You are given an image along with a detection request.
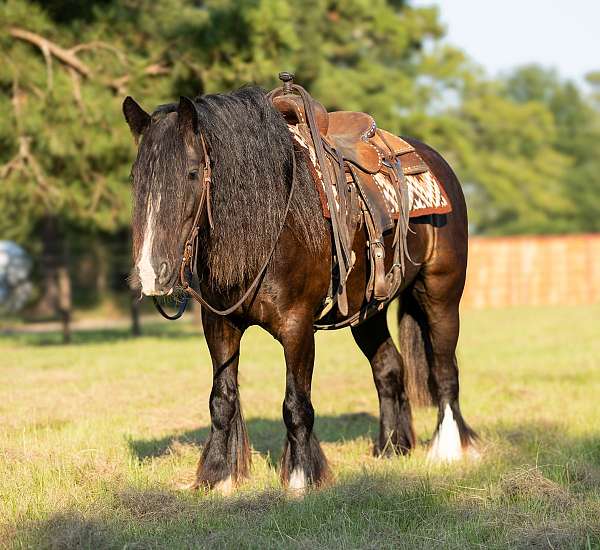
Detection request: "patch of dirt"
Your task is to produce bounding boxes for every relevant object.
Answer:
[116,488,196,522]
[510,522,599,549]
[500,466,573,508]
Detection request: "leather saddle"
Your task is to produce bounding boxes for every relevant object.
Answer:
[269,72,426,327]
[272,95,427,176]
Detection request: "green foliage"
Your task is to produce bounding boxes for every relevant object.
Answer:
[452,79,574,234]
[1,4,126,240]
[502,66,600,233]
[425,65,600,234]
[0,0,598,243]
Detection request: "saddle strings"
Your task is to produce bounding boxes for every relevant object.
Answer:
[378,130,414,280]
[290,84,353,315]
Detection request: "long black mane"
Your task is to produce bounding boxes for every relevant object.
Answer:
[194,87,326,289]
[143,87,326,291]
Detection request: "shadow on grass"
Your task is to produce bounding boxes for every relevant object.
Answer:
[14,461,600,549]
[5,477,449,548]
[129,410,600,466]
[0,321,203,347]
[129,412,379,461]
[9,420,600,548]
[5,475,477,549]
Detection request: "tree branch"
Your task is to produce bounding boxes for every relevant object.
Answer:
[0,66,55,205]
[68,67,86,117]
[70,41,126,65]
[109,64,170,94]
[9,27,91,77]
[10,28,170,96]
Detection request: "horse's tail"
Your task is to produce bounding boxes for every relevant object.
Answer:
[399,298,437,407]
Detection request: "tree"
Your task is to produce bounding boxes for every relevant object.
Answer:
[505,65,600,232]
[0,0,174,338]
[1,0,462,238]
[446,77,574,234]
[3,0,597,338]
[1,0,467,333]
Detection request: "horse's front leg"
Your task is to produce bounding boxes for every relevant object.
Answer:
[278,310,331,493]
[194,311,250,494]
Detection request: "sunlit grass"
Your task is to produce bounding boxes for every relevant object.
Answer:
[1,305,599,548]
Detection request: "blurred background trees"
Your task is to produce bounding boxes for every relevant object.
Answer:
[1,0,599,330]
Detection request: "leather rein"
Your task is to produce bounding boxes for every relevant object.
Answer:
[153,131,296,321]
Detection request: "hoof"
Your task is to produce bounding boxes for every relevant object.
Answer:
[427,404,479,463]
[176,475,236,495]
[286,468,307,496]
[175,480,199,491]
[213,475,234,496]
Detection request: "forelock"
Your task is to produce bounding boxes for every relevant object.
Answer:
[133,113,188,193]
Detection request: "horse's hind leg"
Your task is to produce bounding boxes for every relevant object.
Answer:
[409,276,478,462]
[352,308,415,456]
[279,309,331,493]
[194,311,251,494]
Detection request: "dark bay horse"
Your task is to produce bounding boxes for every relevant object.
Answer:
[123,87,477,494]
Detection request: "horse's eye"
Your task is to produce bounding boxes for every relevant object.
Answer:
[189,169,199,180]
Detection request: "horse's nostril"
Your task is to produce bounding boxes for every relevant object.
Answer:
[157,262,169,285]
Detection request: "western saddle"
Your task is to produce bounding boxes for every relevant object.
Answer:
[269,72,426,328]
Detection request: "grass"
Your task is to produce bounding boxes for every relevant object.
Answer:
[1,304,600,549]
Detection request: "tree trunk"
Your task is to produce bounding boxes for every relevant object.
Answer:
[34,216,72,343]
[34,217,60,318]
[93,239,109,297]
[57,263,72,344]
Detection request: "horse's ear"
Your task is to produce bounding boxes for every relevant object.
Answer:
[177,96,199,136]
[122,96,150,140]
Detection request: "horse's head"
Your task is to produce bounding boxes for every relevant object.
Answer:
[123,95,204,296]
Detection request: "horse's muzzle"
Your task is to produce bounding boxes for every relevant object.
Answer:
[138,260,177,296]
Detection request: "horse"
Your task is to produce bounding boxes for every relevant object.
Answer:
[123,86,477,494]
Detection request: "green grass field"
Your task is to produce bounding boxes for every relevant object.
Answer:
[2,305,600,549]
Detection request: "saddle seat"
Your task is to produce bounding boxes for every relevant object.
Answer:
[272,93,425,175]
[326,114,427,174]
[324,111,379,173]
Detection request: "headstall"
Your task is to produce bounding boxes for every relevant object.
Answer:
[153,130,296,320]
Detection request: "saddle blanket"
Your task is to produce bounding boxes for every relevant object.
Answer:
[289,125,452,220]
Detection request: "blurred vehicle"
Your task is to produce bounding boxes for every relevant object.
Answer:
[0,241,33,313]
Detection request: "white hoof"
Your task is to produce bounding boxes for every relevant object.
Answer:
[427,404,464,463]
[287,468,307,496]
[175,480,198,491]
[214,475,234,496]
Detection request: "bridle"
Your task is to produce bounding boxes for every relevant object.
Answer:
[152,130,297,320]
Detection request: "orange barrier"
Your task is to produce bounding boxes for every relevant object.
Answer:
[462,234,600,308]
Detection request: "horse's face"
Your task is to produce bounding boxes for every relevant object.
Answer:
[123,96,202,296]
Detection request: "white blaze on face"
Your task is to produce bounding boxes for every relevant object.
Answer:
[427,404,462,463]
[137,194,161,295]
